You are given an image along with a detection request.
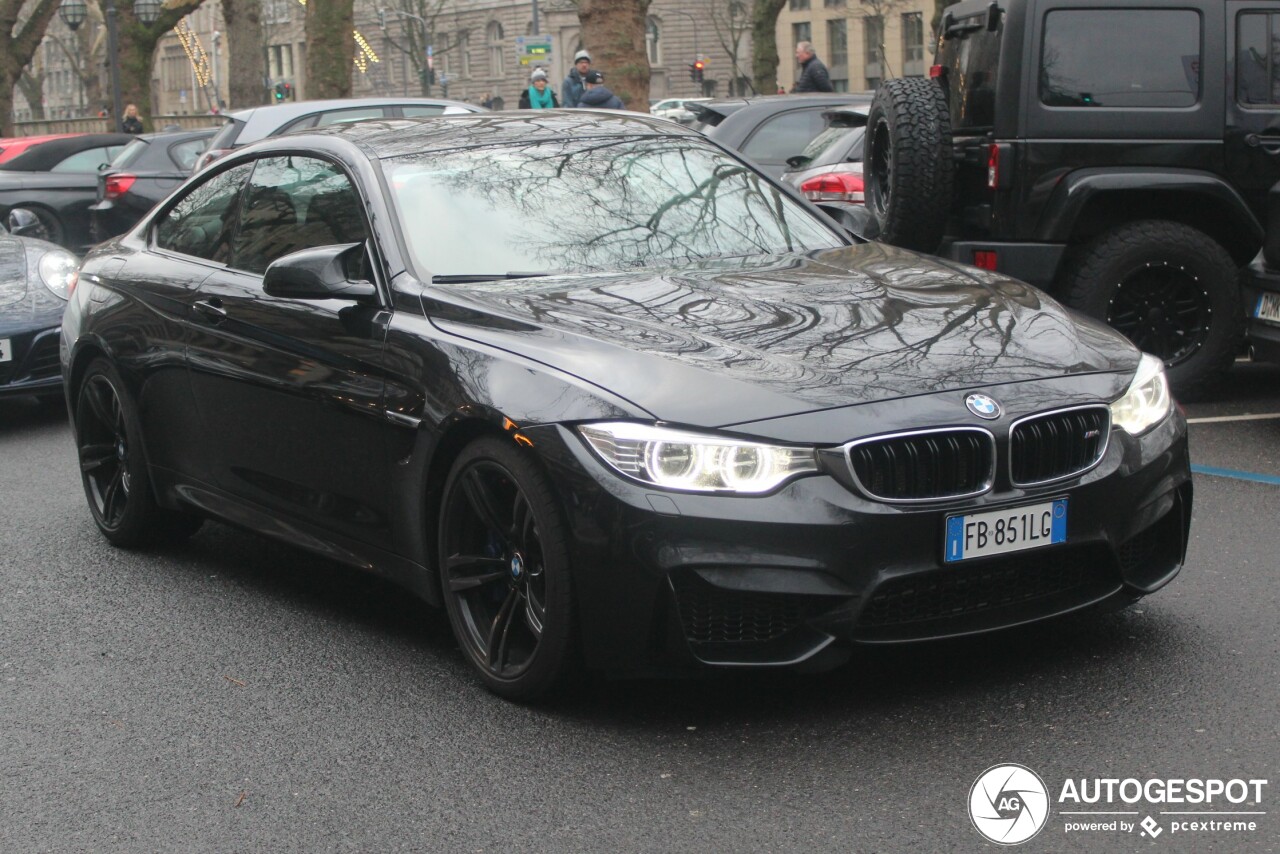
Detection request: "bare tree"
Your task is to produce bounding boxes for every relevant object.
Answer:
[17,64,45,120]
[115,0,210,127]
[223,0,265,108]
[0,0,63,135]
[708,0,753,95]
[376,0,465,97]
[860,0,912,81]
[306,0,354,98]
[749,0,785,96]
[576,0,650,109]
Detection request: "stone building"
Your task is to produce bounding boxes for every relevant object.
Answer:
[775,0,934,93]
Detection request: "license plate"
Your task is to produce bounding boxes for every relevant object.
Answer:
[0,338,10,362]
[1255,292,1280,325]
[944,499,1067,563]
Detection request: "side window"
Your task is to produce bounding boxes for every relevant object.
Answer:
[400,105,446,118]
[169,138,209,172]
[313,107,386,127]
[230,155,369,276]
[741,110,828,161]
[1040,9,1201,108]
[1238,12,1280,106]
[154,163,253,262]
[51,146,122,172]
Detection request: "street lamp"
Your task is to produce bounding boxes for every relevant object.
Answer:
[57,0,86,29]
[60,0,162,130]
[133,0,160,25]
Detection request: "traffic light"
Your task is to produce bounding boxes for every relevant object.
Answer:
[274,82,285,101]
[691,59,706,83]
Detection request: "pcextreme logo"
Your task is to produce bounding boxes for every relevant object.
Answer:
[967,765,1269,845]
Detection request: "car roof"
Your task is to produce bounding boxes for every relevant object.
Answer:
[275,110,704,158]
[694,93,873,123]
[0,133,133,171]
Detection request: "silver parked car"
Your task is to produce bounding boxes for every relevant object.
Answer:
[192,97,484,172]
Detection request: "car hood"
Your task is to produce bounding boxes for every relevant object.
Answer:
[423,243,1138,427]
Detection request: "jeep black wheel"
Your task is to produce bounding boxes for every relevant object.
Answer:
[864,77,953,252]
[438,436,577,700]
[1061,221,1243,401]
[75,358,203,546]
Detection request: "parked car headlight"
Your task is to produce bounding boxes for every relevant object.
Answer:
[578,422,818,494]
[37,250,78,301]
[1110,353,1172,436]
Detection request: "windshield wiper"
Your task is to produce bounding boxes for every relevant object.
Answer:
[432,272,550,283]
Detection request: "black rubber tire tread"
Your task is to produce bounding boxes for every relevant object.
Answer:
[864,76,954,252]
[438,436,578,701]
[29,206,64,247]
[75,359,203,547]
[1059,220,1243,402]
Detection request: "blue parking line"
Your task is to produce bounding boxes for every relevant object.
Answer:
[1191,464,1280,486]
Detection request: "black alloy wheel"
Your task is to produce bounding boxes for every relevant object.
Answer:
[438,437,576,699]
[1105,263,1211,367]
[1061,220,1243,401]
[75,359,202,546]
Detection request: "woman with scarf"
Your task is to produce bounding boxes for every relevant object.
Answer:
[518,68,559,109]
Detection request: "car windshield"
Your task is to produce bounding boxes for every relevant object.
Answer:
[383,135,841,277]
[790,124,865,171]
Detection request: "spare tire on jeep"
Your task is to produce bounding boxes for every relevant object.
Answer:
[864,77,954,253]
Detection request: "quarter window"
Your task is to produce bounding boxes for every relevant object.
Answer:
[1238,12,1280,105]
[230,156,369,276]
[1040,9,1201,108]
[154,163,253,262]
[741,109,827,161]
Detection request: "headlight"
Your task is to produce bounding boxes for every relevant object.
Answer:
[1110,353,1173,435]
[37,250,78,301]
[578,422,818,494]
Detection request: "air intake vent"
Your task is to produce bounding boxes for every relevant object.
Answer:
[848,428,995,501]
[1010,406,1110,486]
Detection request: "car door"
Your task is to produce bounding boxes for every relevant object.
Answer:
[1226,2,1280,264]
[184,154,395,546]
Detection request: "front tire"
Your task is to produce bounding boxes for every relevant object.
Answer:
[437,437,577,700]
[1060,221,1243,401]
[74,358,202,546]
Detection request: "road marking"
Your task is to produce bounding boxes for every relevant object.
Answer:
[1187,412,1280,424]
[1191,464,1280,486]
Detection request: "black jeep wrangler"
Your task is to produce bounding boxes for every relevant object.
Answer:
[864,0,1280,397]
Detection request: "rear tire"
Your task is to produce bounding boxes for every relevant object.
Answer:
[864,77,953,252]
[28,206,65,247]
[74,358,203,547]
[1059,221,1243,401]
[437,436,577,700]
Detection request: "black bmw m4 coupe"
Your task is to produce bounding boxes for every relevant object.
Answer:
[61,113,1191,698]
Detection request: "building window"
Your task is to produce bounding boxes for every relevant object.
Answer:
[647,16,661,66]
[793,21,811,53]
[487,21,505,77]
[460,30,471,78]
[263,0,290,25]
[824,0,846,7]
[789,0,810,10]
[902,12,924,76]
[864,14,883,86]
[828,18,848,69]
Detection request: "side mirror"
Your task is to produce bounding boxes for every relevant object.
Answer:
[262,242,378,301]
[7,208,42,238]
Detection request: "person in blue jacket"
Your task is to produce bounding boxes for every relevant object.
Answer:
[578,70,623,110]
[562,50,591,108]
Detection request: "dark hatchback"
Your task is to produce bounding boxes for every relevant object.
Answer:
[62,113,1191,699]
[90,128,214,243]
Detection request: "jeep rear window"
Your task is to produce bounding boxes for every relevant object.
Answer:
[1040,9,1201,108]
[937,20,1001,130]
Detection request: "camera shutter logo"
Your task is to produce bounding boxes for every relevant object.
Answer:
[969,764,1051,845]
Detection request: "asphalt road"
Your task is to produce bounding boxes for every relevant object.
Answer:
[3,364,1278,853]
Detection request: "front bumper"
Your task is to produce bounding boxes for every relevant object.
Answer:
[1241,261,1280,362]
[0,324,63,398]
[523,410,1191,676]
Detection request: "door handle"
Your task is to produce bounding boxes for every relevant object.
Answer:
[1246,133,1280,153]
[192,298,227,324]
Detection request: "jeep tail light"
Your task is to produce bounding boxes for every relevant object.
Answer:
[800,172,865,203]
[930,64,946,79]
[973,250,998,270]
[104,173,136,200]
[987,144,1000,189]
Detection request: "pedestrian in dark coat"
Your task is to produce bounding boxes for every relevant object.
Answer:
[518,68,560,109]
[562,50,592,108]
[121,103,144,134]
[577,70,623,110]
[793,41,834,93]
